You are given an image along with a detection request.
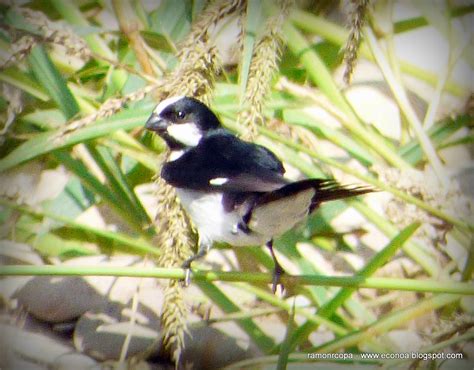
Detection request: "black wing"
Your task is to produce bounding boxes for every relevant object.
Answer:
[161,129,287,192]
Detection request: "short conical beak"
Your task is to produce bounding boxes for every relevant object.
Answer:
[145,113,167,132]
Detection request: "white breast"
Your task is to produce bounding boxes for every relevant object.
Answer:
[176,189,268,247]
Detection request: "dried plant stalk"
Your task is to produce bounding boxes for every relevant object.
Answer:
[238,0,291,140]
[181,0,245,48]
[1,7,91,69]
[343,0,370,84]
[154,176,194,363]
[154,0,234,365]
[56,85,160,139]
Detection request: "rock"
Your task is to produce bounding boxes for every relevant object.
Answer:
[0,323,73,369]
[53,352,97,369]
[180,325,261,369]
[74,301,160,361]
[14,276,106,323]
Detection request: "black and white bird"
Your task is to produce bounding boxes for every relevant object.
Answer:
[146,96,372,292]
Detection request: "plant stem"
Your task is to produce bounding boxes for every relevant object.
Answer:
[364,27,448,186]
[1,265,473,295]
[241,284,348,335]
[282,22,410,170]
[112,0,154,75]
[313,294,460,353]
[289,9,469,96]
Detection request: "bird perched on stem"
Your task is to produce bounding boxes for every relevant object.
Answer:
[146,96,373,292]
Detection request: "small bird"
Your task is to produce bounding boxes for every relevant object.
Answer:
[146,96,372,292]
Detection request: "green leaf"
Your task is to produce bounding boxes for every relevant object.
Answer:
[319,222,421,316]
[0,67,49,101]
[53,150,120,208]
[283,109,374,166]
[20,109,67,130]
[413,0,450,36]
[140,30,175,53]
[399,114,469,165]
[290,222,421,349]
[277,301,295,370]
[34,232,98,258]
[43,176,95,220]
[87,144,151,226]
[4,8,43,35]
[51,150,149,233]
[149,0,192,42]
[0,198,159,257]
[28,45,80,119]
[0,104,153,172]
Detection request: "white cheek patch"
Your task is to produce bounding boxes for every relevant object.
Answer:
[153,96,185,115]
[167,122,202,147]
[209,177,229,186]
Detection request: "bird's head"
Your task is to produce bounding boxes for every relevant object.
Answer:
[145,96,221,149]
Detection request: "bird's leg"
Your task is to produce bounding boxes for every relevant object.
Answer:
[181,242,211,287]
[266,239,285,294]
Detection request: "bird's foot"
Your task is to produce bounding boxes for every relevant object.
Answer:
[181,258,193,287]
[271,263,286,294]
[183,268,192,287]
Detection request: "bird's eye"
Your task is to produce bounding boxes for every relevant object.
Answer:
[176,111,186,120]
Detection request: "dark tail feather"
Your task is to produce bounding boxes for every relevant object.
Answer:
[308,179,374,211]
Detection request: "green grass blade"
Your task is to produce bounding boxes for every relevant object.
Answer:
[51,150,147,232]
[0,105,153,172]
[289,9,468,96]
[399,114,469,164]
[313,294,460,353]
[0,198,158,256]
[320,222,421,316]
[364,27,447,184]
[101,139,158,172]
[282,22,410,170]
[288,222,421,350]
[87,144,151,226]
[28,45,80,118]
[277,300,295,370]
[0,67,49,101]
[53,150,119,208]
[394,4,474,33]
[283,108,375,166]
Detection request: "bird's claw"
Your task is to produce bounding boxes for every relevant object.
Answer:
[271,264,285,294]
[182,267,192,287]
[181,257,193,287]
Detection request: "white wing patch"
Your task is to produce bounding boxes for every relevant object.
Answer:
[209,177,229,185]
[248,188,315,237]
[166,122,202,147]
[153,96,185,115]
